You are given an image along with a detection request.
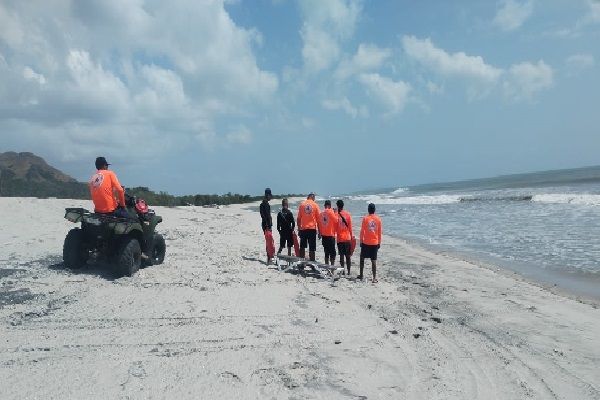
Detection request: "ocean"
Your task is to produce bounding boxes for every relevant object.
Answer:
[337,166,600,299]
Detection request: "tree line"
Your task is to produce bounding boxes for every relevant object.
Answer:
[0,173,296,207]
[128,187,297,207]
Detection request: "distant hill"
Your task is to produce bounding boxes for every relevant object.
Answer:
[0,151,298,205]
[0,152,88,198]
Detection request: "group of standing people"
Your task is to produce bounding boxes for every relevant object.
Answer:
[260,189,382,283]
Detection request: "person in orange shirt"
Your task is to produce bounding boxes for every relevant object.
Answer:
[296,192,320,261]
[89,156,128,218]
[335,199,353,275]
[318,200,338,265]
[359,203,382,283]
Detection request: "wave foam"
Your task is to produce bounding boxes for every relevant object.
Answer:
[391,187,409,195]
[532,194,600,205]
[351,194,461,205]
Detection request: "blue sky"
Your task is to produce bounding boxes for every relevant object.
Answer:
[1,0,599,196]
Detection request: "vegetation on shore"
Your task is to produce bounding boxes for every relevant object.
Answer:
[0,151,296,206]
[127,187,296,207]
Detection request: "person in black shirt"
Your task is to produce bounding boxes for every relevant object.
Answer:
[277,198,295,256]
[260,188,274,264]
[259,188,272,232]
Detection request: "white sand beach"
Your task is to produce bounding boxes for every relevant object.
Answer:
[0,197,599,399]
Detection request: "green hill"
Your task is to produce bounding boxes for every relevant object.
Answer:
[0,152,88,198]
[0,151,292,206]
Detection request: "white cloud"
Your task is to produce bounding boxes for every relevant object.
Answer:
[492,0,534,31]
[134,65,187,114]
[322,97,359,118]
[503,60,553,101]
[226,125,253,145]
[358,73,411,115]
[588,0,600,23]
[298,0,363,73]
[23,66,46,85]
[401,35,556,102]
[301,25,341,73]
[0,0,278,161]
[569,0,600,32]
[402,36,503,84]
[566,54,595,71]
[427,81,443,95]
[335,43,391,81]
[66,50,130,115]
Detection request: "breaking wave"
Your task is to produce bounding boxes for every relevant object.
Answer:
[532,194,600,206]
[350,193,600,206]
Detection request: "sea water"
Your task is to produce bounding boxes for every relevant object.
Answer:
[338,166,600,299]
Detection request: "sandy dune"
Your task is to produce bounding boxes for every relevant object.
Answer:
[0,197,598,399]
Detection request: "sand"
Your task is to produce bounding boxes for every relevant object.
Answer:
[0,197,599,399]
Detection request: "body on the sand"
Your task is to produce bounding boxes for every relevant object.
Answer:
[359,203,382,283]
[319,200,338,265]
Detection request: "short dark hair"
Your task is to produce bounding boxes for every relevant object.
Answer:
[336,199,344,210]
[324,200,331,207]
[368,203,376,214]
[282,198,288,207]
[95,156,110,169]
[265,188,272,197]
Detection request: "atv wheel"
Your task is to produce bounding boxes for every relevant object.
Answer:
[63,228,89,269]
[150,234,166,265]
[117,236,142,277]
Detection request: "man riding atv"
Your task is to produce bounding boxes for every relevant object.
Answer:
[62,157,165,276]
[90,156,153,260]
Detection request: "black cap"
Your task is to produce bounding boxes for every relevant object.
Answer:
[265,188,272,196]
[95,157,110,169]
[368,203,376,213]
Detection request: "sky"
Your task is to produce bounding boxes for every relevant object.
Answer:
[1,0,599,196]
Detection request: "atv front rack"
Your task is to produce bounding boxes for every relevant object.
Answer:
[65,208,138,225]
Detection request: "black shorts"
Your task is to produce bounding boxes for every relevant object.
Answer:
[322,236,336,258]
[360,244,379,260]
[279,232,293,248]
[299,229,317,251]
[337,241,351,257]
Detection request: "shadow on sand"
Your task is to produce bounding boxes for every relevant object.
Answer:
[48,261,122,281]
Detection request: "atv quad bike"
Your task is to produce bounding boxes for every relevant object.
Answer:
[63,193,166,277]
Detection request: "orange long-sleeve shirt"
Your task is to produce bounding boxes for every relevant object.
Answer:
[360,214,382,246]
[318,208,338,237]
[297,199,320,230]
[89,169,125,213]
[335,210,353,242]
